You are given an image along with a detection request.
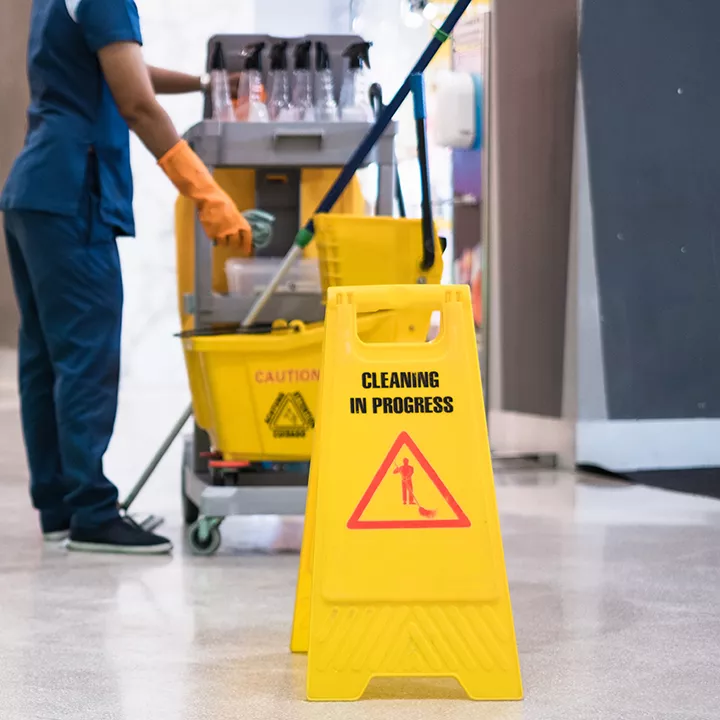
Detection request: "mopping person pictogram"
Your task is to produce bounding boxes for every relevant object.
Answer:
[347,431,471,530]
[394,457,416,506]
[393,458,437,518]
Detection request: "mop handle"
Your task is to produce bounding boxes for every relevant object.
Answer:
[293,0,473,249]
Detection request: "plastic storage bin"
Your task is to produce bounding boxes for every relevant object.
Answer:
[313,214,444,292]
[185,311,410,461]
[226,257,321,296]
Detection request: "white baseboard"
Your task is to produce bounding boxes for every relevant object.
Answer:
[489,411,575,467]
[577,419,720,472]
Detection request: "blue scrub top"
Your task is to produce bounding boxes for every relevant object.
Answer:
[0,0,143,237]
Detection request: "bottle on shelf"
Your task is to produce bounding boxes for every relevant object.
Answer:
[209,42,235,122]
[314,41,339,123]
[268,40,293,121]
[291,40,315,122]
[339,41,373,122]
[236,42,269,122]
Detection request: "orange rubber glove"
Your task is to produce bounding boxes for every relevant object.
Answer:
[159,140,252,254]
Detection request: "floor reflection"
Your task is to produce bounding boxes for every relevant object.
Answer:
[2,343,720,718]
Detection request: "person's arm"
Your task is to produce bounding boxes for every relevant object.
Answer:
[97,41,251,251]
[75,0,249,249]
[147,66,203,95]
[148,66,244,98]
[98,44,180,158]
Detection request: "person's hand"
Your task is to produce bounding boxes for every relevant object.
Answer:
[158,140,252,254]
[198,192,252,252]
[228,73,265,102]
[229,73,242,100]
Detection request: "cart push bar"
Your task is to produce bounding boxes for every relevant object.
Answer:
[121,0,473,514]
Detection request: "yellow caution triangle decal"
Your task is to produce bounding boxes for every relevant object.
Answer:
[348,431,470,529]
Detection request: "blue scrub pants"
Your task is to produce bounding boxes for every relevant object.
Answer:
[3,191,123,531]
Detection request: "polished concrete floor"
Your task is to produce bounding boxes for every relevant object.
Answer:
[1,352,719,719]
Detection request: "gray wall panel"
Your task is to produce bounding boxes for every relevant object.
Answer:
[582,0,720,419]
[493,0,577,417]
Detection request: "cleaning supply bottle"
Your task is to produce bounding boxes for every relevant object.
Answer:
[291,40,315,122]
[340,41,373,122]
[314,41,339,122]
[268,40,293,121]
[237,42,269,122]
[209,42,235,122]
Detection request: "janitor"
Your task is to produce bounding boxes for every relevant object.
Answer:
[0,0,251,554]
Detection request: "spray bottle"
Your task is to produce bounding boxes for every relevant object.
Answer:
[268,41,293,121]
[340,41,373,122]
[209,42,235,122]
[291,40,314,122]
[236,42,269,122]
[314,41,339,122]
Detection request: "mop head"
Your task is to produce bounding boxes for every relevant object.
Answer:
[243,209,276,251]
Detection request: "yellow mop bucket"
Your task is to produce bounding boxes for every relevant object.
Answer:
[313,213,444,348]
[313,214,444,291]
[184,312,409,462]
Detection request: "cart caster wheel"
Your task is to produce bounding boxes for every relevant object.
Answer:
[188,519,222,556]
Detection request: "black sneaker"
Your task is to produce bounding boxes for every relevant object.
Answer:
[43,528,71,543]
[41,515,72,543]
[67,517,173,555]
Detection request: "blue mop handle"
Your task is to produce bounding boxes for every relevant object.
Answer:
[411,73,427,122]
[294,0,473,248]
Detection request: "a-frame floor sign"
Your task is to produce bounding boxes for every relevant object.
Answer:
[291,285,523,702]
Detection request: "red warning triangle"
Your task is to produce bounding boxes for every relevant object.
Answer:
[347,432,471,530]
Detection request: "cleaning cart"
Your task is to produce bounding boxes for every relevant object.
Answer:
[174,33,446,554]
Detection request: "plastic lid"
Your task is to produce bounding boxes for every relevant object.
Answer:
[342,41,372,70]
[294,40,312,71]
[315,41,331,71]
[242,42,265,71]
[270,40,289,71]
[210,42,226,71]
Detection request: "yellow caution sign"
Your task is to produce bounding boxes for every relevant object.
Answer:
[292,284,522,701]
[290,382,322,655]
